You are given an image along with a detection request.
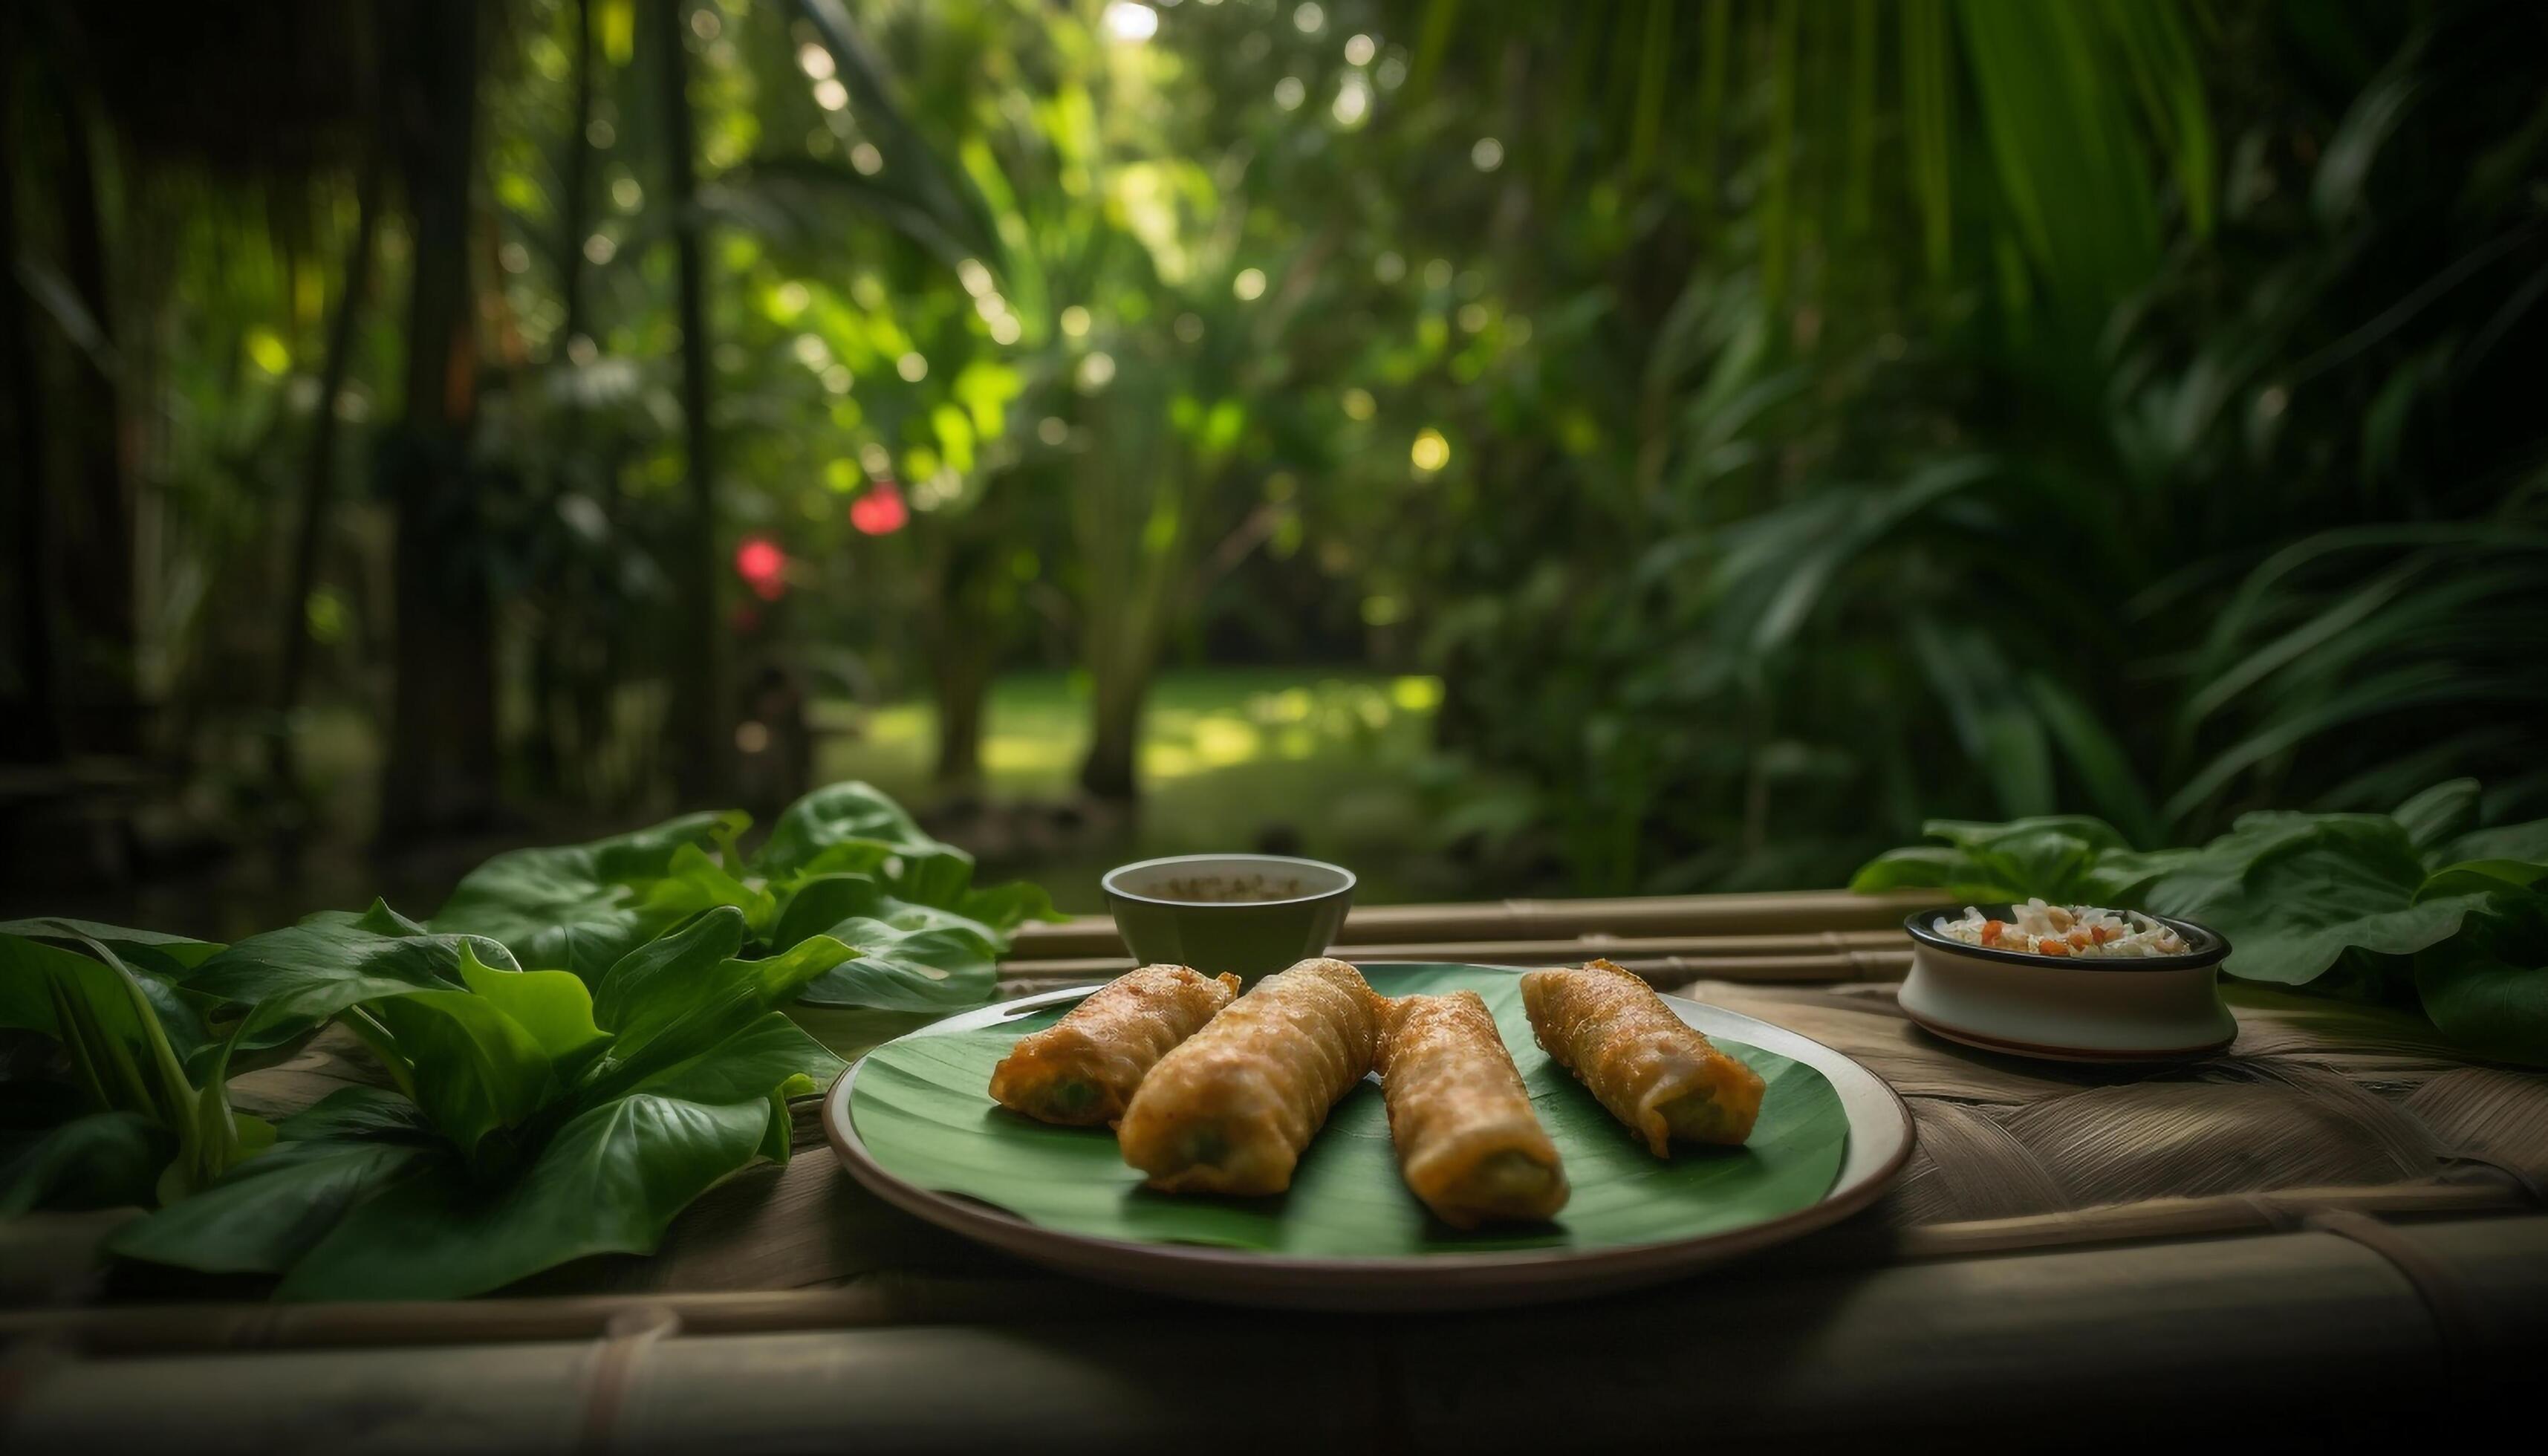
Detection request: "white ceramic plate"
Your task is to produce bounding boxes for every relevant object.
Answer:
[822,968,1913,1311]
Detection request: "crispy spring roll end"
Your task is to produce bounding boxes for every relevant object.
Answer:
[1138,1115,1290,1195]
[1429,1148,1565,1229]
[1029,1076,1104,1124]
[1657,1062,1765,1148]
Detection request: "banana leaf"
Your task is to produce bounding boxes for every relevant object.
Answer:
[848,965,1845,1257]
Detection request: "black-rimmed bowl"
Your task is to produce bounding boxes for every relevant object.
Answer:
[1102,853,1356,984]
[1897,904,2235,1062]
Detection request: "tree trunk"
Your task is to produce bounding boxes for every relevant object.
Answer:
[933,659,989,792]
[1079,669,1147,802]
[380,0,499,840]
[924,533,999,790]
[0,9,62,764]
[562,0,595,348]
[655,0,728,803]
[271,157,383,799]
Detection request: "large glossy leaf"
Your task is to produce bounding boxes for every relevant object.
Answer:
[1,1111,170,1215]
[272,1093,773,1301]
[368,992,559,1162]
[797,914,999,1011]
[2412,883,2548,1066]
[848,966,1846,1256]
[2145,816,2486,984]
[621,1010,843,1160]
[2440,819,2548,869]
[2393,779,2483,856]
[621,1010,842,1109]
[428,811,748,982]
[579,935,857,1094]
[456,948,608,1067]
[589,906,750,1034]
[0,918,221,975]
[0,931,204,1134]
[750,781,934,880]
[185,907,519,1020]
[107,1136,432,1275]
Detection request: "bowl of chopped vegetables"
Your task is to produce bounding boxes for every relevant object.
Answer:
[1898,900,2235,1062]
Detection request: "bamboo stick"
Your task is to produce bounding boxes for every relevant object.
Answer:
[9,1188,2530,1358]
[9,1219,2537,1447]
[1001,929,1913,983]
[1000,946,1912,988]
[1005,888,1937,960]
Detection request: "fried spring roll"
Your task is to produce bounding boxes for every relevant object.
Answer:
[989,965,1241,1126]
[1116,958,1380,1195]
[1521,959,1765,1155]
[1378,991,1569,1228]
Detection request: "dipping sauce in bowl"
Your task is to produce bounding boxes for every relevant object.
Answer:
[1102,854,1356,984]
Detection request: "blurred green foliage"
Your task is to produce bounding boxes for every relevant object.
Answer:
[4,0,2541,900]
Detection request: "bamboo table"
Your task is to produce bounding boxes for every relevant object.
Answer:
[4,890,2543,1450]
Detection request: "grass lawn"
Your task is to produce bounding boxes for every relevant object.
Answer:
[811,667,1448,913]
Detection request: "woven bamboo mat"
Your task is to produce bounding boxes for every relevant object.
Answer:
[4,890,2544,1348]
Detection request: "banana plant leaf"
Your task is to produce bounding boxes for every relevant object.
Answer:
[847,965,1846,1257]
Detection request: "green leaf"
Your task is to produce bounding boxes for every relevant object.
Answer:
[2440,819,2548,869]
[368,992,559,1162]
[767,872,889,950]
[2394,779,2483,855]
[590,906,751,1034]
[429,811,747,983]
[622,1010,842,1119]
[850,965,1846,1255]
[751,781,933,880]
[108,1137,432,1275]
[2411,884,2548,1066]
[2148,816,2486,985]
[1847,845,1978,894]
[273,1093,773,1301]
[582,935,858,1093]
[798,915,998,1012]
[457,947,608,1067]
[952,880,1063,934]
[186,911,516,1019]
[1920,816,2134,854]
[278,1086,441,1144]
[1,1111,171,1215]
[641,844,776,935]
[0,918,222,974]
[0,931,204,1137]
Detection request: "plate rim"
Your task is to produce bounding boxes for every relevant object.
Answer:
[821,963,1915,1303]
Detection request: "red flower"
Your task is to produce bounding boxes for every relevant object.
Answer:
[735,536,787,599]
[851,481,909,536]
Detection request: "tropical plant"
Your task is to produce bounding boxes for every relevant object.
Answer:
[1853,780,2548,1062]
[0,920,265,1212]
[3,780,1047,1299]
[1344,0,2548,893]
[107,903,848,1298]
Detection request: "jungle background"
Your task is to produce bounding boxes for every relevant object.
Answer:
[2,0,2542,929]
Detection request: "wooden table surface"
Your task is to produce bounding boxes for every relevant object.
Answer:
[4,891,2543,1450]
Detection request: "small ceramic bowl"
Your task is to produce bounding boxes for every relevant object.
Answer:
[1102,854,1356,985]
[1898,905,2235,1062]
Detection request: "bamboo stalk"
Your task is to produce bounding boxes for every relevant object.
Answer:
[1004,889,1937,960]
[993,933,1916,989]
[1855,1180,2533,1264]
[9,1220,2538,1446]
[10,1189,2531,1358]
